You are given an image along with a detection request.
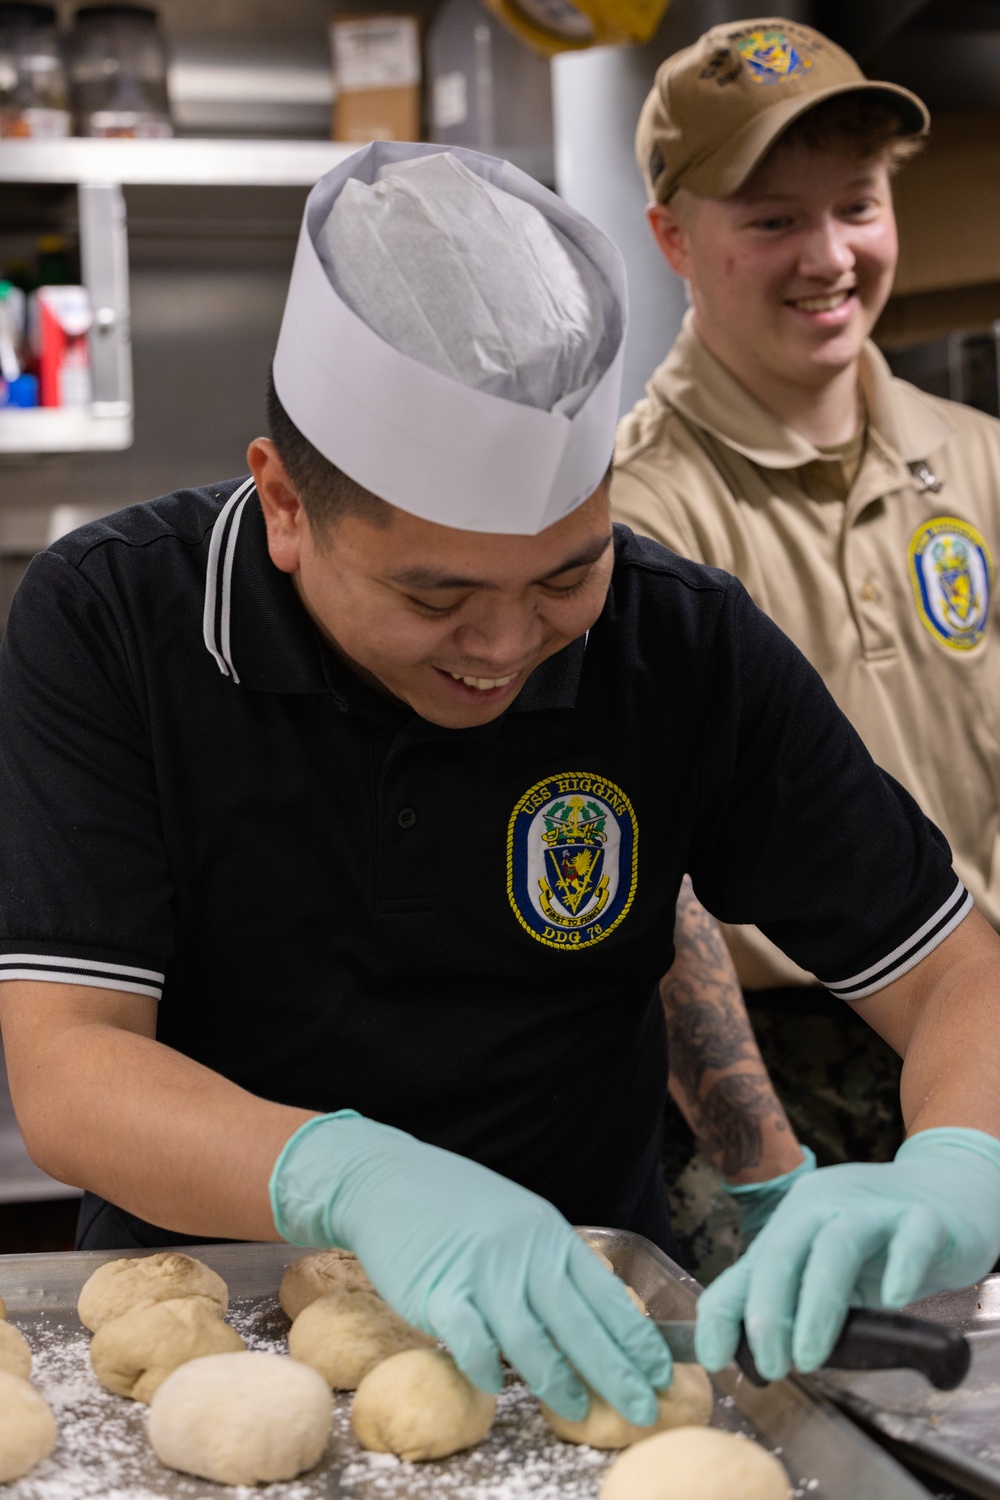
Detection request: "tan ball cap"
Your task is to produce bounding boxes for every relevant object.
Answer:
[636,17,928,203]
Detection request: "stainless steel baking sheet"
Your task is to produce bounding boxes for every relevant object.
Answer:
[814,1274,1000,1500]
[0,1230,931,1498]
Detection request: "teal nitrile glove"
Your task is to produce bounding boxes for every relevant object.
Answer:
[270,1112,673,1424]
[695,1128,1000,1383]
[724,1146,817,1247]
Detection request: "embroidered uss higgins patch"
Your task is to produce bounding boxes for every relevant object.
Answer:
[908,516,993,651]
[507,773,638,950]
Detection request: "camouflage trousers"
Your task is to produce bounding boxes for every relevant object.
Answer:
[661,986,905,1284]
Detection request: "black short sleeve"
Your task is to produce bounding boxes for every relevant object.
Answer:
[688,576,968,998]
[0,550,172,997]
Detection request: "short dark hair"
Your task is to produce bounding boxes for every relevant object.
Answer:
[772,93,924,176]
[265,367,393,537]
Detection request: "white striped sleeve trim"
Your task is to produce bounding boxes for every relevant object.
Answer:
[202,476,256,684]
[0,954,164,1000]
[822,879,973,1000]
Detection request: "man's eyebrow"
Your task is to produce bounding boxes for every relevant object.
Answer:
[739,190,798,204]
[387,533,613,591]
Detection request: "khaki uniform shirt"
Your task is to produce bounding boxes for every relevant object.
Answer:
[613,313,1000,989]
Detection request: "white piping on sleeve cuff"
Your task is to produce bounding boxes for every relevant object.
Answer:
[822,879,972,1001]
[0,954,164,1001]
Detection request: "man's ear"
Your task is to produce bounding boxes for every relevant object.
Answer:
[247,437,306,575]
[647,202,694,280]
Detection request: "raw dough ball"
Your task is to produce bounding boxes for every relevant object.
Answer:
[279,1249,373,1321]
[90,1295,245,1402]
[591,1248,615,1273]
[148,1350,330,1485]
[543,1363,713,1449]
[351,1347,496,1461]
[289,1288,434,1389]
[0,1321,31,1380]
[600,1426,791,1500]
[626,1285,647,1314]
[0,1294,7,1318]
[78,1253,227,1332]
[0,1369,56,1482]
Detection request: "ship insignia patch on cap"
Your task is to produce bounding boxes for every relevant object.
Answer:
[908,516,993,651]
[737,29,813,85]
[507,773,637,950]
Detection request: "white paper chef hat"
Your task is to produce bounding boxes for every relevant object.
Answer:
[272,141,627,536]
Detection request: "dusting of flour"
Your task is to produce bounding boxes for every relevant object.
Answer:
[0,1299,618,1499]
[3,1297,809,1499]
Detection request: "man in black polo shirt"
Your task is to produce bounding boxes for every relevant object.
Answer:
[1,145,1000,1418]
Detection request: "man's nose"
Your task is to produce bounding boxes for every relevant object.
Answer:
[798,218,855,280]
[452,597,542,667]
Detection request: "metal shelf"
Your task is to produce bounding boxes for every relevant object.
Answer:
[0,136,357,187]
[0,404,132,455]
[0,178,132,455]
[0,135,555,189]
[0,140,348,455]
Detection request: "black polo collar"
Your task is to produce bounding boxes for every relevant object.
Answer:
[202,479,587,715]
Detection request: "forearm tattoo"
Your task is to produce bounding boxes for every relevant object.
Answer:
[695,1072,783,1178]
[662,877,791,1175]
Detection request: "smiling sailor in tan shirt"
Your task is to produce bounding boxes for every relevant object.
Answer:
[618,322,1000,988]
[614,17,1000,1167]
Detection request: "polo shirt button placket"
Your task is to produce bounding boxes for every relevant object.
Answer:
[844,531,895,661]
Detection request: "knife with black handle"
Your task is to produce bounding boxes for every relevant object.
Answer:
[656,1307,971,1390]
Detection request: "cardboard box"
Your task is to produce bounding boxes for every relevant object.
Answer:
[892,110,1000,299]
[331,15,421,143]
[875,108,1000,347]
